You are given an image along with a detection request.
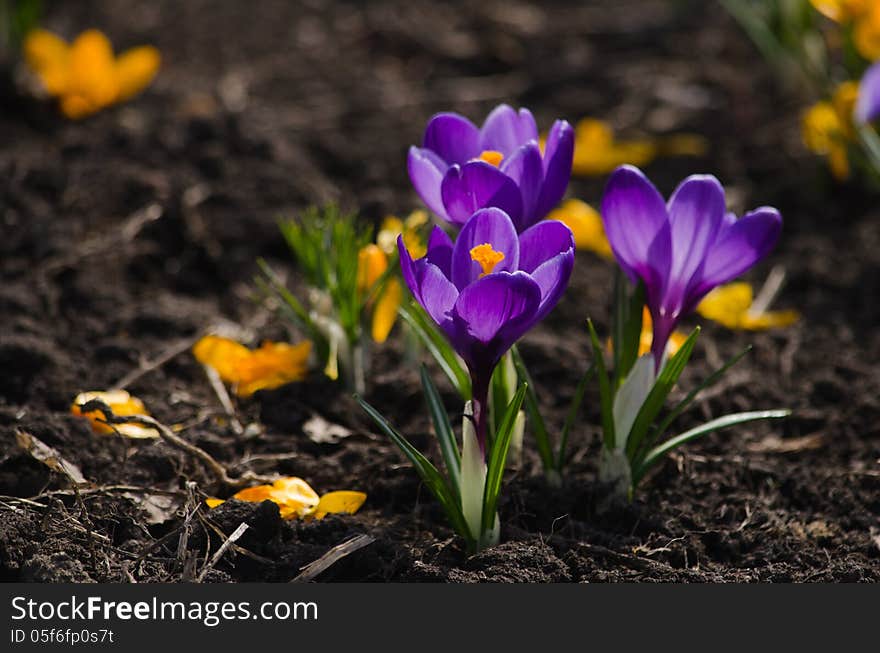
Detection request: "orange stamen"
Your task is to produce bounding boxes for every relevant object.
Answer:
[477,150,504,167]
[470,243,505,276]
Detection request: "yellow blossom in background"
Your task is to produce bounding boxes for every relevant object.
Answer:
[357,210,428,343]
[357,244,389,293]
[547,199,613,259]
[71,390,159,439]
[565,118,707,177]
[809,0,868,23]
[193,335,311,397]
[802,81,859,180]
[696,282,800,330]
[854,3,880,60]
[639,308,687,357]
[206,477,366,521]
[24,28,160,120]
[377,210,428,259]
[809,0,880,60]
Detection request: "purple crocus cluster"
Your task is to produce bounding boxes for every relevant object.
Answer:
[401,103,783,455]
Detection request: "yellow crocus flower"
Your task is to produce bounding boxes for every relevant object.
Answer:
[358,210,428,343]
[24,28,160,120]
[809,0,868,22]
[802,81,859,180]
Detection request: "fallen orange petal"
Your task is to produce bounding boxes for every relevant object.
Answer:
[71,390,158,439]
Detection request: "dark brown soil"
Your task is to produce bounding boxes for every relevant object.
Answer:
[1,0,878,583]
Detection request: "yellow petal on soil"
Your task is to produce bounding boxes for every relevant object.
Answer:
[115,45,160,101]
[234,341,312,397]
[205,498,225,509]
[372,277,403,343]
[357,244,389,293]
[23,29,71,96]
[193,335,252,383]
[547,199,612,259]
[309,491,367,520]
[230,477,321,520]
[696,282,800,331]
[67,29,119,111]
[71,389,159,439]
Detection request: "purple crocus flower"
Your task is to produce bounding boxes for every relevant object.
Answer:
[407,104,574,232]
[601,165,782,368]
[855,61,880,125]
[399,207,574,452]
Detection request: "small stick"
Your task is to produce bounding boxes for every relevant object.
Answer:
[197,522,249,582]
[748,265,786,317]
[77,400,273,490]
[113,335,201,391]
[292,534,375,583]
[201,365,244,435]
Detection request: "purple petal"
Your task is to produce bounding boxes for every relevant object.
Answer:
[663,175,726,311]
[533,120,575,221]
[398,235,459,335]
[856,61,880,124]
[408,147,451,220]
[451,272,541,367]
[479,105,539,157]
[425,226,454,278]
[440,161,524,226]
[690,207,782,304]
[423,112,480,164]
[501,142,545,230]
[517,219,575,274]
[600,165,671,298]
[451,207,520,290]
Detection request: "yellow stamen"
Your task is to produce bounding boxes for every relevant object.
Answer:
[470,243,505,277]
[478,150,504,167]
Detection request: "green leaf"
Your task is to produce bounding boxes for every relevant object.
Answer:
[399,302,471,398]
[652,345,752,447]
[613,276,644,387]
[557,362,595,471]
[356,395,472,542]
[587,319,616,450]
[511,348,556,474]
[481,384,527,533]
[420,365,460,496]
[624,327,699,460]
[633,409,791,484]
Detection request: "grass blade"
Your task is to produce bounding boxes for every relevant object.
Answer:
[420,365,460,495]
[633,409,791,484]
[587,319,616,450]
[356,395,472,541]
[399,302,471,398]
[624,327,699,459]
[556,362,594,471]
[653,344,752,442]
[481,384,527,533]
[511,347,555,473]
